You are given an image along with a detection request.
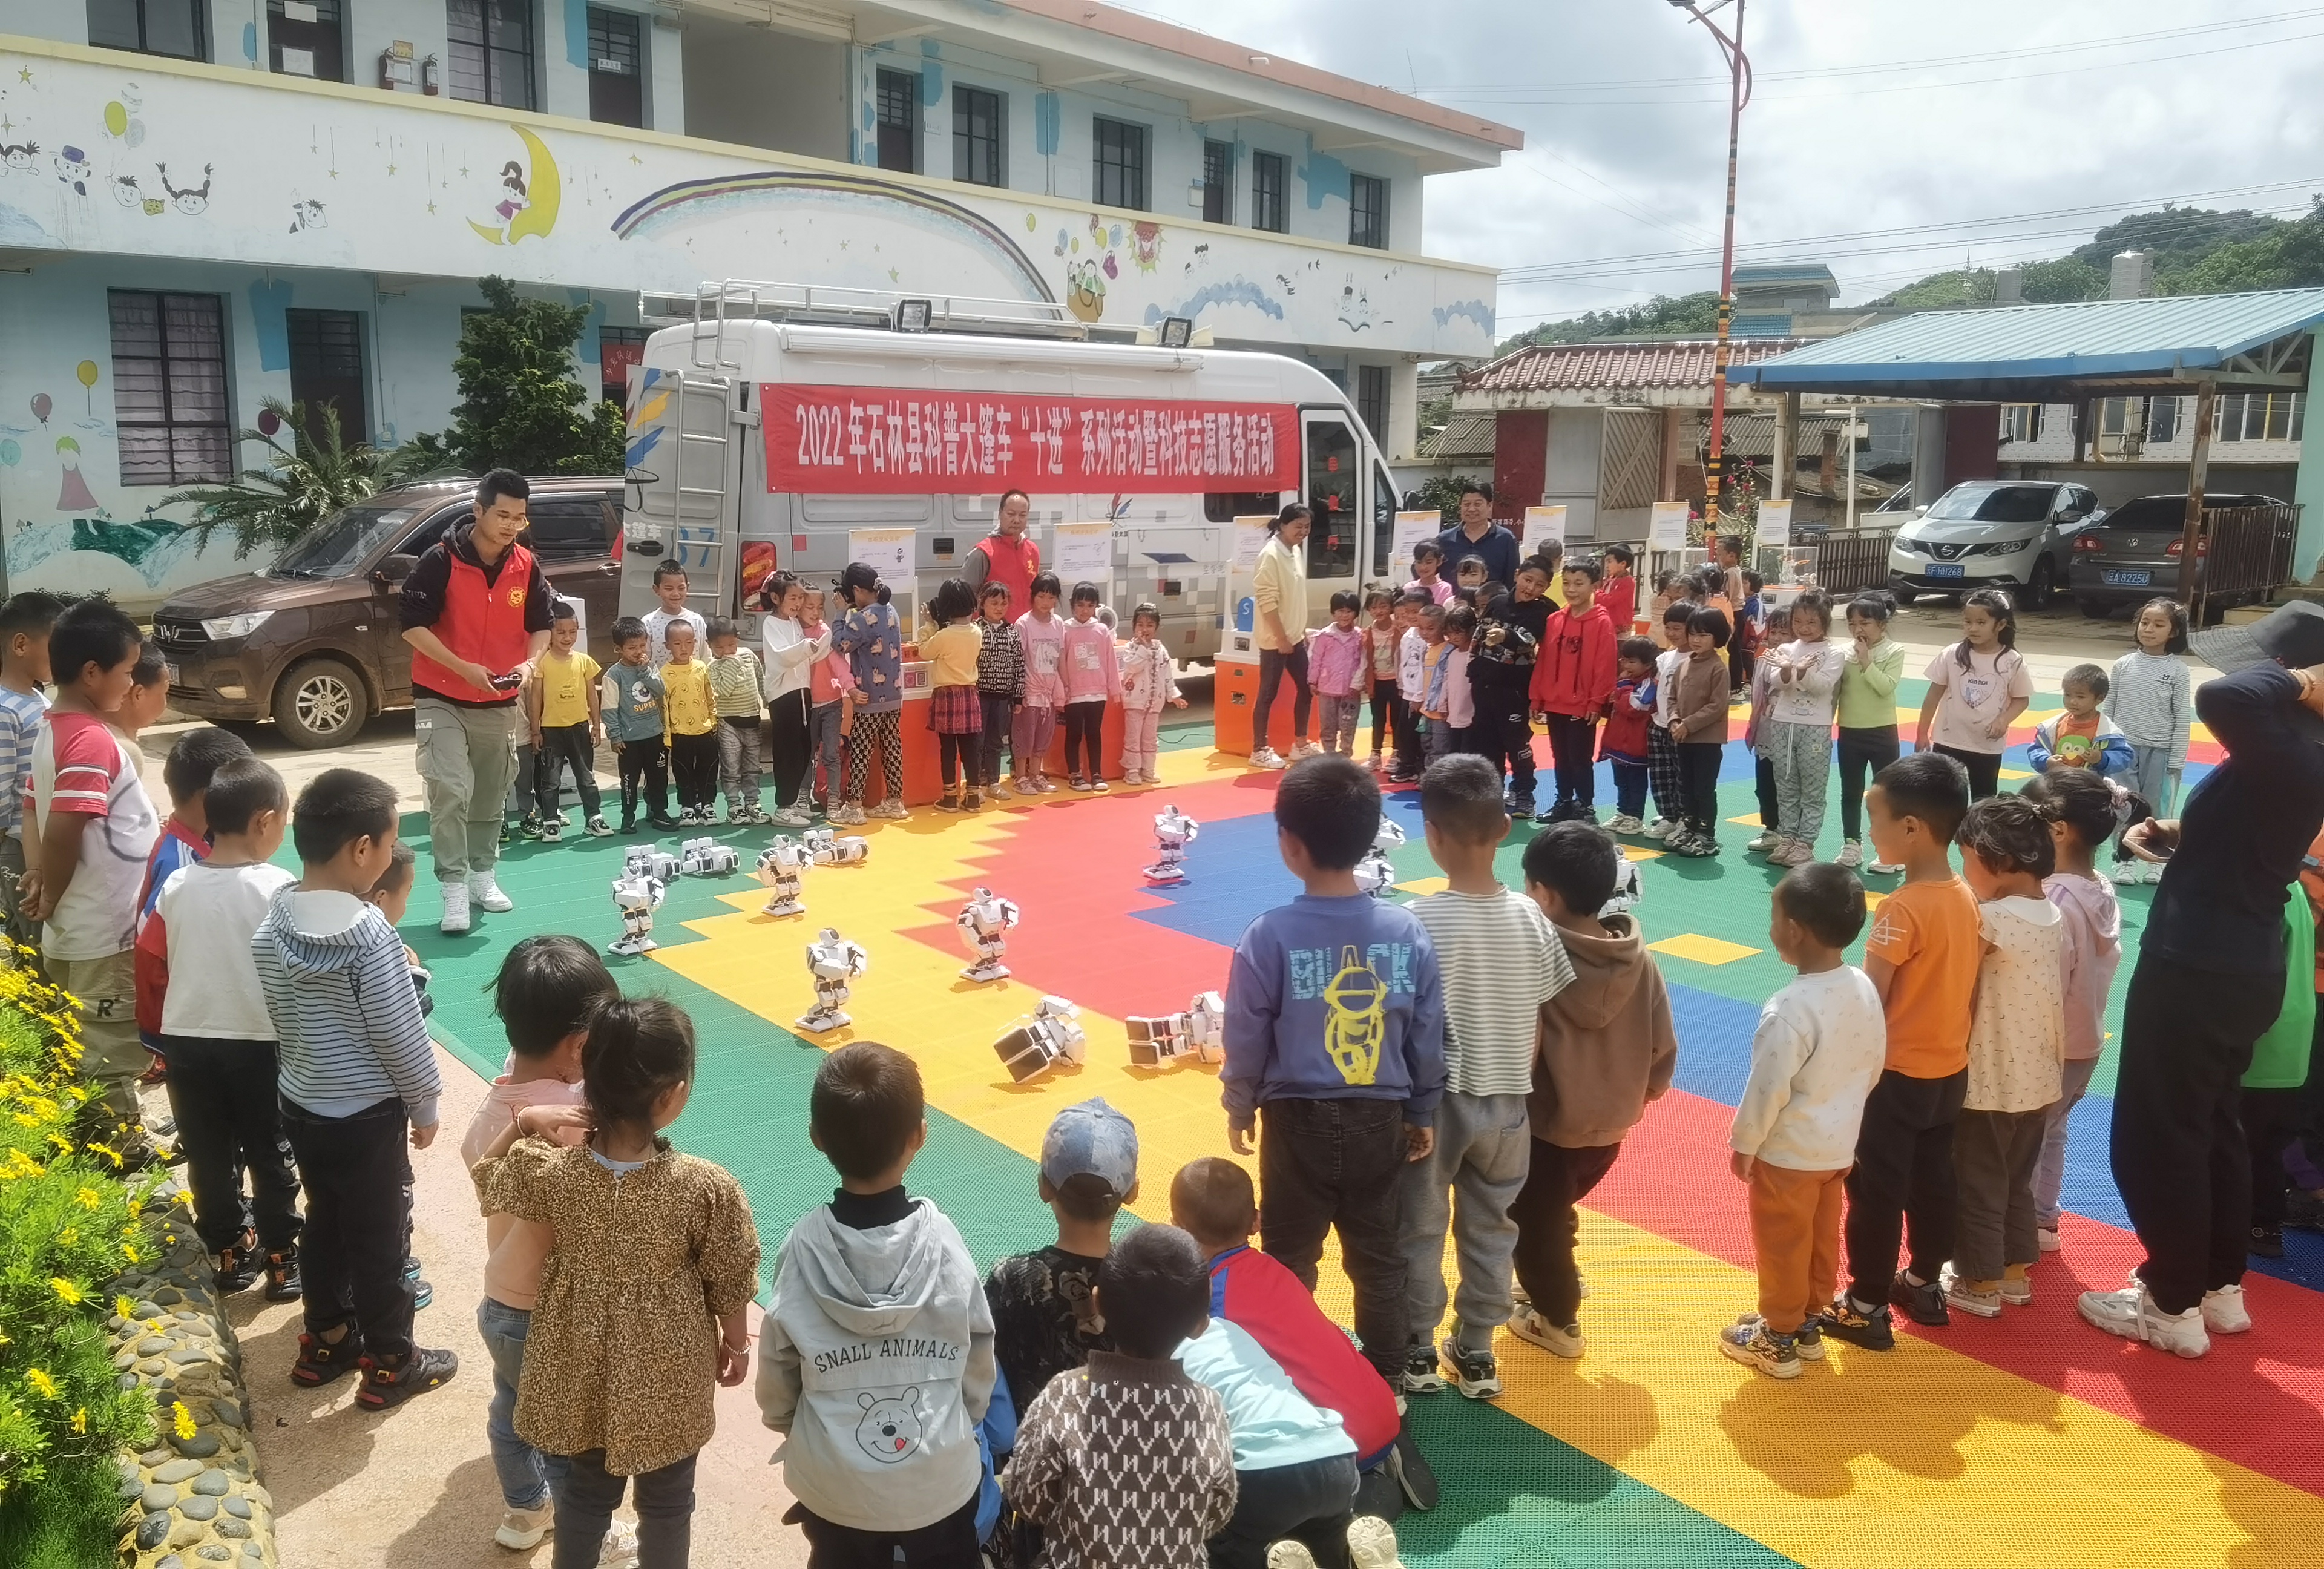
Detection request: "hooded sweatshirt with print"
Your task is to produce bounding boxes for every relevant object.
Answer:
[1531,912,1677,1148]
[252,887,440,1128]
[757,1198,997,1533]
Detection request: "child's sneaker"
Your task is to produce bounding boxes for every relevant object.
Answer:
[989,780,1014,800]
[1817,1295,1895,1350]
[1508,1308,1585,1358]
[1438,1336,1503,1400]
[263,1245,301,1303]
[1939,1265,2001,1319]
[214,1231,261,1295]
[518,814,545,840]
[539,816,565,842]
[870,799,909,820]
[1890,1274,1949,1326]
[1070,775,1092,792]
[1606,814,1644,834]
[2202,1283,2252,1334]
[2250,1224,2285,1258]
[1718,1315,1801,1380]
[1506,798,1535,823]
[1400,1342,1443,1395]
[1385,1432,1437,1512]
[2078,1278,2209,1357]
[1290,740,1324,761]
[1091,777,1109,793]
[963,791,984,811]
[2037,1226,2062,1252]
[1345,1514,1405,1569]
[1745,829,1780,854]
[1791,1318,1824,1361]
[290,1329,365,1387]
[1249,746,1286,769]
[1835,840,1864,869]
[585,815,614,837]
[494,1501,555,1550]
[1267,1544,1320,1569]
[1867,857,1905,876]
[1032,777,1060,794]
[1671,834,1721,858]
[1645,817,1676,839]
[1368,751,1384,771]
[354,1346,459,1409]
[831,803,867,826]
[1999,1272,2035,1308]
[1120,769,1143,786]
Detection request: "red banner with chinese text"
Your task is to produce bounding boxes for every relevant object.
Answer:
[761,383,1299,495]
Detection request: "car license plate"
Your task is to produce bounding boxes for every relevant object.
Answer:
[2101,568,2151,587]
[165,663,180,688]
[1925,564,1965,580]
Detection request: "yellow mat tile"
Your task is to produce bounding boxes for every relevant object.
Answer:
[1646,932,1762,966]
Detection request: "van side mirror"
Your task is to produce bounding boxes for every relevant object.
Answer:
[373,553,418,587]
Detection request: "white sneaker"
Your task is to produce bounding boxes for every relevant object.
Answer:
[495,1501,554,1550]
[2202,1283,2252,1334]
[988,780,1014,800]
[597,1519,640,1569]
[2077,1280,2209,1358]
[1345,1516,1405,1569]
[468,871,514,913]
[773,804,812,828]
[438,881,471,935]
[1867,858,1905,877]
[1507,1308,1585,1358]
[1606,814,1644,834]
[1644,817,1675,840]
[1249,746,1286,769]
[1940,1263,2002,1319]
[1290,740,1324,760]
[870,799,909,820]
[1835,840,1863,869]
[1267,1542,1321,1569]
[2038,1226,2062,1252]
[1745,830,1781,854]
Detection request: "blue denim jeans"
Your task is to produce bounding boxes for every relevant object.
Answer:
[479,1296,552,1510]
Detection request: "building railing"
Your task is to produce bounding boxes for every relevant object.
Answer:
[2193,502,2302,622]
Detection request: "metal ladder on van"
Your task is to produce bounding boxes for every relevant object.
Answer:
[657,369,738,619]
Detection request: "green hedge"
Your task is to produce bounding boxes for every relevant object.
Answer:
[0,953,164,1568]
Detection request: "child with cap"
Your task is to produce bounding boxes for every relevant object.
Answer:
[984,1098,1137,1416]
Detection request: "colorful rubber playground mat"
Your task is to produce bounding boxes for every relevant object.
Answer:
[404,683,2324,1569]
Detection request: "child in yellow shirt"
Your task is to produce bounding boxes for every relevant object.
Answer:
[526,603,608,840]
[660,620,718,827]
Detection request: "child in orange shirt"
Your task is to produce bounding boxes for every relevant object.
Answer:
[1820,751,1981,1349]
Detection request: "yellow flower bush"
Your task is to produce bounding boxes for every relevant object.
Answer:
[0,950,159,1563]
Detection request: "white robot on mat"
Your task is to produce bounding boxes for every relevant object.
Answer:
[798,927,869,1034]
[993,996,1088,1084]
[608,867,666,957]
[1354,818,1407,898]
[679,837,740,876]
[956,887,1022,982]
[1144,805,1199,885]
[755,837,813,917]
[804,826,870,867]
[625,844,681,883]
[1126,990,1226,1068]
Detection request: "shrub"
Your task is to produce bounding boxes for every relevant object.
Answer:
[0,953,163,1565]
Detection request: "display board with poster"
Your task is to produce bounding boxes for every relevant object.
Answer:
[1051,522,1114,591]
[1755,499,1793,551]
[1524,506,1568,551]
[1391,511,1443,582]
[847,527,919,630]
[1648,501,1690,551]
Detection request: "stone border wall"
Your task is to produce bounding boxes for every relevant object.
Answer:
[105,1238,277,1569]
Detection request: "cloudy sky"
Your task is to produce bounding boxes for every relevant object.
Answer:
[1134,0,2324,335]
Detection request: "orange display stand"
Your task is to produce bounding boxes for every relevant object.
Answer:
[1214,656,1321,758]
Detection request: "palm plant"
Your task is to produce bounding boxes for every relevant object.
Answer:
[162,398,441,559]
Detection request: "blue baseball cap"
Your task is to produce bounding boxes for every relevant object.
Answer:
[1041,1097,1138,1198]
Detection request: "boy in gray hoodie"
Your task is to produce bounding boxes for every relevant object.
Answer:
[251,768,456,1409]
[760,1041,997,1567]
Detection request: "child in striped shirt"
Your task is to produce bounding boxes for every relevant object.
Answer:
[0,590,60,947]
[707,619,767,825]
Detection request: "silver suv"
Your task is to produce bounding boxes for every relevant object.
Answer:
[1886,480,2096,610]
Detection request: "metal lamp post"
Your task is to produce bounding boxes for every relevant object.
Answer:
[1669,0,1752,535]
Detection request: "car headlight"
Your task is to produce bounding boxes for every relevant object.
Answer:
[200,611,274,640]
[1986,537,2030,555]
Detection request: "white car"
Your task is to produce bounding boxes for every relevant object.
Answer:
[1886,481,2098,610]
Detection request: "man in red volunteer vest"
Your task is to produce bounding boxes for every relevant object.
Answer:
[400,469,554,934]
[962,487,1041,616]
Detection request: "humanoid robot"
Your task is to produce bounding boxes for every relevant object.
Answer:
[993,996,1087,1084]
[1600,855,1643,919]
[625,844,680,883]
[608,868,666,957]
[755,837,813,917]
[679,837,740,876]
[798,927,869,1034]
[1126,990,1226,1068]
[804,826,871,867]
[956,887,1022,982]
[1144,805,1200,885]
[1354,817,1407,898]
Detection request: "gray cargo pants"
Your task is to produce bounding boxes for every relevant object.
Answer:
[416,696,520,883]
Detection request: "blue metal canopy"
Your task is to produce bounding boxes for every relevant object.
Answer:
[1727,287,2324,401]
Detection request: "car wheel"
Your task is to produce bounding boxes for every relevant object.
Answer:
[2025,558,2056,611]
[272,657,370,749]
[2075,596,2111,619]
[1887,578,1919,606]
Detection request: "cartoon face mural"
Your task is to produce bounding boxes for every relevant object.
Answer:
[854,1389,924,1464]
[159,162,212,215]
[1065,257,1108,323]
[55,146,91,196]
[110,173,140,208]
[470,127,560,245]
[289,197,327,233]
[1,142,38,174]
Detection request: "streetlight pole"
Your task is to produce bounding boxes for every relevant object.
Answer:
[1669,0,1751,536]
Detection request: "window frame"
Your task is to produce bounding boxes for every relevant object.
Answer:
[1092,116,1150,211]
[1201,139,1233,225]
[446,0,537,111]
[875,67,920,174]
[87,0,209,62]
[265,0,343,79]
[109,289,234,489]
[1350,172,1389,249]
[585,5,645,128]
[1356,366,1388,445]
[1251,150,1287,235]
[951,83,1005,188]
[285,306,371,447]
[524,495,619,561]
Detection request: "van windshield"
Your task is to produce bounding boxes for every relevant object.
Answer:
[269,505,420,578]
[1925,483,2055,524]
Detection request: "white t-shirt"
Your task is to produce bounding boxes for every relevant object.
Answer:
[1729,965,1886,1171]
[1966,895,2067,1113]
[1923,643,2034,755]
[156,860,298,1039]
[1767,638,1846,728]
[28,712,158,961]
[641,606,709,669]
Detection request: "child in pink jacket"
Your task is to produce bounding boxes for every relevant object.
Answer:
[801,588,856,813]
[1059,581,1120,791]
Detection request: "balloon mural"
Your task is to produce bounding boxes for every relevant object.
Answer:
[0,440,19,468]
[77,360,99,416]
[30,393,50,426]
[256,407,281,438]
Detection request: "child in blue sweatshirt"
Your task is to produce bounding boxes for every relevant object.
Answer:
[1224,754,1447,1384]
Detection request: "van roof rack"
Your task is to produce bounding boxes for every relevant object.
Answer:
[639,280,1091,367]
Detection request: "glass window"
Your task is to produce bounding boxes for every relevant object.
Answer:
[599,326,649,406]
[266,0,343,79]
[1373,462,1399,579]
[447,0,535,110]
[525,496,616,560]
[952,85,1003,188]
[1092,117,1148,210]
[1350,173,1388,249]
[286,308,369,446]
[1999,404,2043,444]
[876,69,918,174]
[1252,151,1287,234]
[88,0,207,61]
[1924,482,2057,524]
[1356,366,1388,444]
[586,7,643,128]
[2145,396,2178,445]
[1203,492,1279,524]
[110,291,232,487]
[1202,140,1232,225]
[1304,418,1359,579]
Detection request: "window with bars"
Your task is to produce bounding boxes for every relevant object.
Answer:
[1251,151,1287,234]
[1350,173,1388,249]
[1201,140,1232,224]
[2217,392,2304,443]
[447,0,535,110]
[110,291,232,487]
[587,7,643,127]
[1092,117,1149,210]
[876,68,919,173]
[1357,366,1388,444]
[266,0,343,79]
[287,309,369,446]
[953,85,1003,187]
[87,0,208,61]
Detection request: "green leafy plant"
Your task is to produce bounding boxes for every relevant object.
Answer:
[162,397,439,559]
[1413,473,1484,522]
[0,953,162,1568]
[412,275,626,478]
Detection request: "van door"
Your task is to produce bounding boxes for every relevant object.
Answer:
[1301,410,1361,633]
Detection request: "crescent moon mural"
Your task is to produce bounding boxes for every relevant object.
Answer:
[469,125,561,246]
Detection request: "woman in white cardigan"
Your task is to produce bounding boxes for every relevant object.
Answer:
[1249,504,1316,768]
[758,570,829,826]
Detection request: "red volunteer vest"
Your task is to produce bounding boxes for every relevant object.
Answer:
[972,531,1040,616]
[411,541,537,702]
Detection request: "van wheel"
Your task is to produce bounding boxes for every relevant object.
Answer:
[273,657,370,748]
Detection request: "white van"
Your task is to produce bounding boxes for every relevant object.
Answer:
[614,283,1397,657]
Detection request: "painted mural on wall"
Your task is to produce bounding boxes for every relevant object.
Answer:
[0,44,1497,602]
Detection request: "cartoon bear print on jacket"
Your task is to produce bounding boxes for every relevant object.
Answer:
[854,1387,923,1464]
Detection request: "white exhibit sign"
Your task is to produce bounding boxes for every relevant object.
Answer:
[1051,522,1114,585]
[1649,501,1691,551]
[1756,499,1793,551]
[1391,511,1443,578]
[1525,505,1567,547]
